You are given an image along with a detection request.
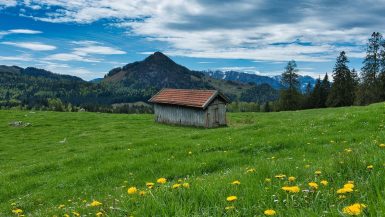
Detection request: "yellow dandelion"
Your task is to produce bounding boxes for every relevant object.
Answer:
[264,209,277,216]
[127,187,138,195]
[12,209,23,214]
[342,203,366,215]
[157,178,167,184]
[288,176,296,182]
[146,182,155,189]
[231,180,241,185]
[182,183,190,188]
[96,212,103,217]
[337,187,354,194]
[172,183,181,189]
[72,211,80,217]
[314,170,322,175]
[320,180,328,186]
[265,178,272,182]
[226,196,237,202]
[64,214,70,217]
[139,191,146,196]
[281,186,300,193]
[90,200,102,207]
[274,174,286,179]
[367,165,373,170]
[246,168,256,173]
[58,204,65,209]
[379,144,385,148]
[344,183,355,189]
[308,182,318,190]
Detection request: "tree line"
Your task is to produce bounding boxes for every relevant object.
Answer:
[277,32,385,111]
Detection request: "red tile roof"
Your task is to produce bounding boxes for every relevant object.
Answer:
[149,88,228,108]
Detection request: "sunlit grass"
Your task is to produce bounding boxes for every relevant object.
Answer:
[1,103,385,216]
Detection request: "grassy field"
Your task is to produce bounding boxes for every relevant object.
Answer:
[1,103,385,216]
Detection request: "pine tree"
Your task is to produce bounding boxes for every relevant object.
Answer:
[320,73,331,107]
[279,60,301,110]
[309,78,321,108]
[359,32,383,104]
[379,39,385,100]
[327,51,356,107]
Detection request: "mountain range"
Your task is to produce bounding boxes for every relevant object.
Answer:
[0,52,316,111]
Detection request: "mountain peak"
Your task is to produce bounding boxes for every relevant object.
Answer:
[144,51,173,63]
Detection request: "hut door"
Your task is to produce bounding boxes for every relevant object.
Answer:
[214,108,219,124]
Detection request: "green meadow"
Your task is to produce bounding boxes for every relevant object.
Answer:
[1,103,385,216]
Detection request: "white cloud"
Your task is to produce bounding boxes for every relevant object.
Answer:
[73,45,126,55]
[0,0,17,7]
[8,29,42,34]
[0,54,32,61]
[15,0,381,62]
[44,53,101,62]
[0,29,42,38]
[1,42,56,51]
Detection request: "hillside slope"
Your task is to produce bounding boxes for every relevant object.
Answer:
[1,103,385,216]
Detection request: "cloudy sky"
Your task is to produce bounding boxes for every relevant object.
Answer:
[0,0,383,80]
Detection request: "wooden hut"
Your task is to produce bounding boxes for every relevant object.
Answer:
[148,88,230,128]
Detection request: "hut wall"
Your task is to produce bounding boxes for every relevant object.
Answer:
[154,104,206,127]
[205,98,227,128]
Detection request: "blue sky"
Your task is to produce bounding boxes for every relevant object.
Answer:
[0,0,383,80]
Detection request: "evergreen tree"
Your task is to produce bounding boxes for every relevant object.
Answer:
[379,39,385,100]
[309,78,321,108]
[320,73,331,107]
[327,51,356,107]
[279,60,301,110]
[359,32,383,104]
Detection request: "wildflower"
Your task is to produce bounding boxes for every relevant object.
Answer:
[344,183,355,189]
[188,151,192,155]
[139,191,146,196]
[339,195,347,199]
[320,180,328,186]
[58,204,65,209]
[345,148,352,153]
[90,200,102,207]
[379,144,385,148]
[308,182,318,190]
[246,168,256,173]
[178,179,183,182]
[172,183,181,189]
[12,209,23,214]
[337,187,354,194]
[225,206,235,211]
[157,178,167,184]
[127,187,138,195]
[64,214,70,217]
[281,186,300,193]
[288,176,296,182]
[274,174,286,179]
[265,178,271,182]
[226,196,237,202]
[11,202,16,206]
[72,211,80,217]
[96,212,103,217]
[314,170,322,176]
[146,182,155,189]
[367,165,373,170]
[342,203,366,215]
[182,183,190,188]
[231,180,241,185]
[264,209,277,216]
